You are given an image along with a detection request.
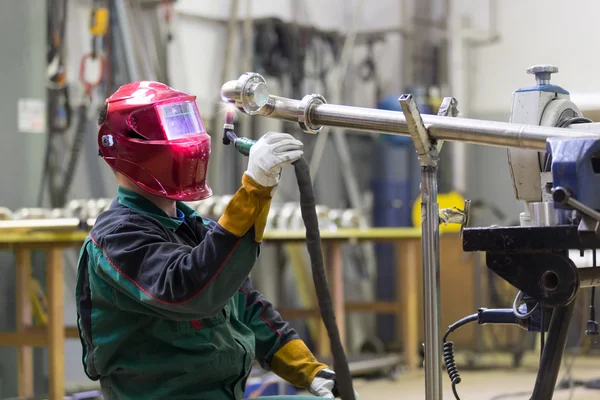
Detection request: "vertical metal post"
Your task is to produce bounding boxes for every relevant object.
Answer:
[400,95,458,400]
[114,0,141,81]
[421,164,443,400]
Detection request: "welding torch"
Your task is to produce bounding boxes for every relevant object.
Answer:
[222,108,256,156]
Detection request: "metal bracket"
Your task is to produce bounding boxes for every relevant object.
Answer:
[439,199,471,238]
[399,94,438,166]
[399,95,458,166]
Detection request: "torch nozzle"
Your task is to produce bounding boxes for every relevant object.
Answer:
[224,108,235,127]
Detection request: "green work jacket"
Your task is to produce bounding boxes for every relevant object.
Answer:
[75,185,300,399]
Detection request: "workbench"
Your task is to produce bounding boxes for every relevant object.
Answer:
[0,226,473,400]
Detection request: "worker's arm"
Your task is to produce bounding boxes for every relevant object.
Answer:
[236,278,328,390]
[89,174,273,321]
[87,132,302,321]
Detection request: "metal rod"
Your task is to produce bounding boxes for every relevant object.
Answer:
[222,74,600,151]
[531,301,575,399]
[421,165,443,400]
[114,0,141,81]
[310,104,597,151]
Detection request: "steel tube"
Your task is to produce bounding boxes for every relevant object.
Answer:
[310,104,598,151]
[223,74,600,151]
[421,165,443,400]
[262,96,303,122]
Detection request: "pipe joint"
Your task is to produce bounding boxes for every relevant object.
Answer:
[298,94,327,134]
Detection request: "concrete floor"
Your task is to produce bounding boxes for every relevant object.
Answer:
[342,354,600,400]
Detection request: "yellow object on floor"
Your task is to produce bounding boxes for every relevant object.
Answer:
[412,191,465,232]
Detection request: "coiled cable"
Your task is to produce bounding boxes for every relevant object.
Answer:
[443,340,462,400]
[443,314,478,400]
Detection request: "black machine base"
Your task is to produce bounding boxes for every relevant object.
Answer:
[462,224,600,399]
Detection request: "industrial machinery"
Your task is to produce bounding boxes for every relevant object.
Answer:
[220,66,600,399]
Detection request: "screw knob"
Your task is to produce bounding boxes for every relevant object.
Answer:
[527,64,559,85]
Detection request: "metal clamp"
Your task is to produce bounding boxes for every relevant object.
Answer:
[553,186,600,237]
[439,199,471,238]
[399,94,437,165]
[399,95,458,166]
[298,94,326,134]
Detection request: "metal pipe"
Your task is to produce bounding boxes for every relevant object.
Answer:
[114,0,141,81]
[421,165,443,400]
[311,104,599,150]
[531,301,575,399]
[221,74,600,151]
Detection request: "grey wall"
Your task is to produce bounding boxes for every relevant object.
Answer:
[0,0,47,396]
[0,0,112,395]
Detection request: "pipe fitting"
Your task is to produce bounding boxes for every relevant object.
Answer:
[298,94,327,134]
[221,73,270,115]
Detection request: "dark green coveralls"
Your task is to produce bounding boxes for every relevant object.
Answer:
[75,180,326,400]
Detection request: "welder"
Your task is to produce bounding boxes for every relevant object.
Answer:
[75,81,342,399]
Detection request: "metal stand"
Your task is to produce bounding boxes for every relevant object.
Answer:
[420,164,443,400]
[400,95,458,400]
[531,302,575,400]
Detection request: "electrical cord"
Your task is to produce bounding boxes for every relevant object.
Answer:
[443,314,478,400]
[444,309,529,400]
[512,290,539,319]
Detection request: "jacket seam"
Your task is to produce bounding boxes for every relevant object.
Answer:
[239,288,282,338]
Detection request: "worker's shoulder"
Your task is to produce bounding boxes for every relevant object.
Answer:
[89,199,167,244]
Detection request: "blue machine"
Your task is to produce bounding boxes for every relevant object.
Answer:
[373,91,429,344]
[548,137,600,211]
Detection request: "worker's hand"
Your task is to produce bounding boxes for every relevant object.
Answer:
[246,132,303,188]
[309,368,359,398]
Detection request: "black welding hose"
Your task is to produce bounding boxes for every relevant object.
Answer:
[292,157,356,400]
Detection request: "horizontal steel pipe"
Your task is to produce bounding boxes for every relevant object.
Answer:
[222,73,600,151]
[312,105,600,151]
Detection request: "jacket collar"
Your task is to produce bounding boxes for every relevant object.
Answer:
[116,186,198,230]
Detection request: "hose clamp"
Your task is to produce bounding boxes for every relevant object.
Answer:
[298,94,326,134]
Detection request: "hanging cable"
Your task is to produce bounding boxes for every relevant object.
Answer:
[39,0,109,207]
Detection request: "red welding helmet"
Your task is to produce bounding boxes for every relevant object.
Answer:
[98,81,212,201]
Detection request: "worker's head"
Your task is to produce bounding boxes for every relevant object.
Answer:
[97,81,212,201]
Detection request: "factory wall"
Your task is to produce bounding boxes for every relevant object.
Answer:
[0,1,50,395]
[448,0,600,226]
